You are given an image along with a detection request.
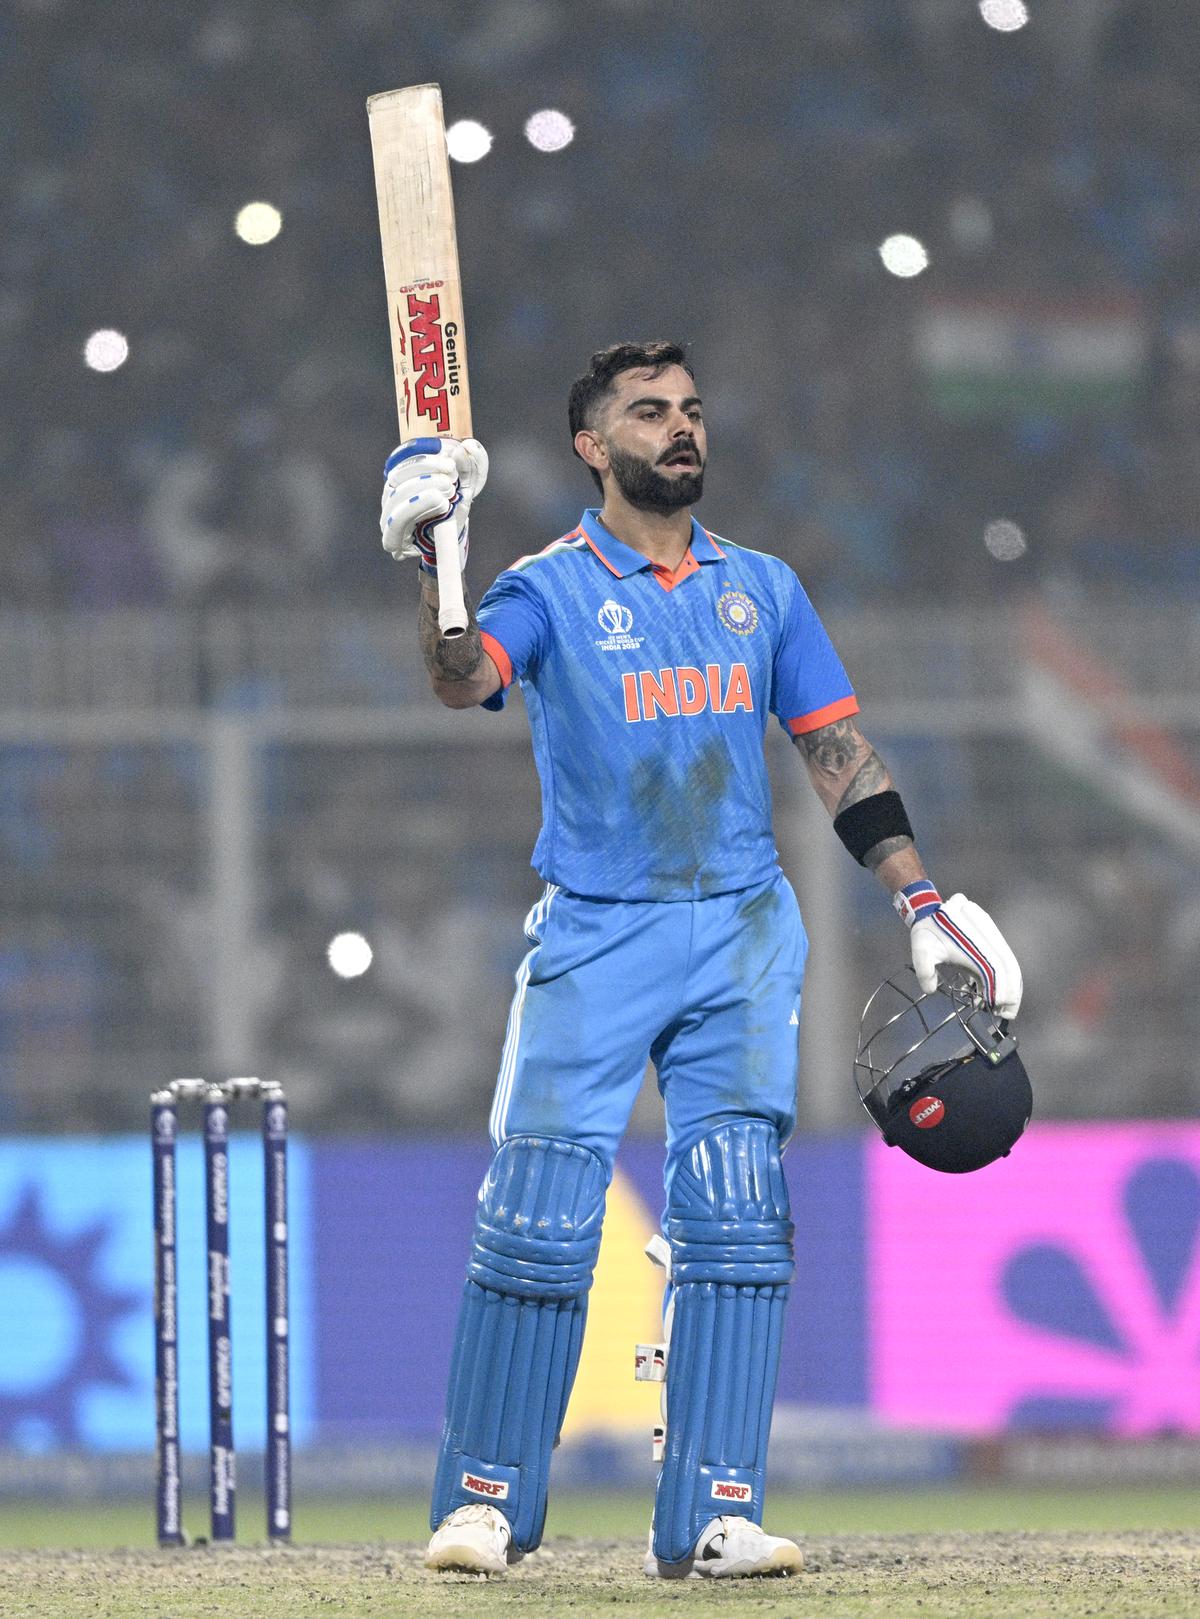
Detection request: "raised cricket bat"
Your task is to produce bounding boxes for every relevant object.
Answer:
[367,84,472,637]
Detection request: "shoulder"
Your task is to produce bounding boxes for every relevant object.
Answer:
[712,536,804,613]
[712,531,796,582]
[480,527,591,625]
[503,527,591,583]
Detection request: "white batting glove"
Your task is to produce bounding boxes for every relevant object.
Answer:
[380,436,489,571]
[894,882,1023,1019]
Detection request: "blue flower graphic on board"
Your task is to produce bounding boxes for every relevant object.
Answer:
[1000,1157,1200,1432]
[0,1185,140,1449]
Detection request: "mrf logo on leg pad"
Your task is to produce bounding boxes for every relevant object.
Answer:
[710,1480,753,1503]
[462,1471,509,1499]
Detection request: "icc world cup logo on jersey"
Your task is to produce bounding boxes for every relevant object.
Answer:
[597,600,634,636]
[594,597,644,653]
[716,590,758,635]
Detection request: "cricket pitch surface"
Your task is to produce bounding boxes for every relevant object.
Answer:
[3,1532,1198,1618]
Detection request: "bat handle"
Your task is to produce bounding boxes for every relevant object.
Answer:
[431,513,468,637]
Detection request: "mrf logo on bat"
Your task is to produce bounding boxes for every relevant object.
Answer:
[395,279,463,432]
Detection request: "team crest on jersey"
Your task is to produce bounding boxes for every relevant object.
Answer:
[716,590,758,635]
[595,598,644,652]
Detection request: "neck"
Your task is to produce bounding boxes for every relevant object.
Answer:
[596,487,693,568]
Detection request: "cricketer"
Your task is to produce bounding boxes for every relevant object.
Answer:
[379,341,1023,1579]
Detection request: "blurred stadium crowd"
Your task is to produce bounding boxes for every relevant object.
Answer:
[4,0,1200,606]
[2,0,1199,1132]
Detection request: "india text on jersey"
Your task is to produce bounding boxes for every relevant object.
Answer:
[621,662,753,722]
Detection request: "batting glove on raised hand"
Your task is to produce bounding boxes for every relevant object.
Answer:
[380,436,489,572]
[894,883,1023,1019]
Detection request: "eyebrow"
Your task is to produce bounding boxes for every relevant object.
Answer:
[623,394,704,413]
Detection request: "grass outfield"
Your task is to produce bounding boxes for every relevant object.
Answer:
[1,1521,1198,1619]
[0,1485,1197,1547]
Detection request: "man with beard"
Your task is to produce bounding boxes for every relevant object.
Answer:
[379,342,1022,1579]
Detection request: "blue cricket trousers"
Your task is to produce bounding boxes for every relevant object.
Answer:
[489,869,807,1190]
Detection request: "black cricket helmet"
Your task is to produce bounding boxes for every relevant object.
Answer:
[854,966,1032,1173]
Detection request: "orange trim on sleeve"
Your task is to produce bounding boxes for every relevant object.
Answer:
[786,694,860,735]
[479,631,513,689]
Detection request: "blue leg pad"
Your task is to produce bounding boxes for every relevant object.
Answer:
[431,1136,606,1551]
[652,1119,793,1566]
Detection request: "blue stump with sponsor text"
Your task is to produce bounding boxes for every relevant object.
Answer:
[152,1078,291,1546]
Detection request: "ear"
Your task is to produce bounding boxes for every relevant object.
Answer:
[574,428,608,478]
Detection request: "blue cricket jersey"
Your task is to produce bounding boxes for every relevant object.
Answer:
[476,508,857,901]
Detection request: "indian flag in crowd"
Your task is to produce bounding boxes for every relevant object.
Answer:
[916,297,1147,418]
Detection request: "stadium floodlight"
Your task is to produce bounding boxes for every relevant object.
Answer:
[879,234,929,278]
[525,109,575,152]
[83,329,130,372]
[235,202,283,245]
[984,519,1028,561]
[979,0,1029,31]
[327,932,374,978]
[446,119,493,163]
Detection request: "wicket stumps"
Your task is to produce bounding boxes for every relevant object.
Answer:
[152,1077,291,1546]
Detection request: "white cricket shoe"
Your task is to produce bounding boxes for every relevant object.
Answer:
[425,1503,521,1575]
[644,1515,803,1579]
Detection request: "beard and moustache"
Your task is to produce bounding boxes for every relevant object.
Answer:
[606,440,704,514]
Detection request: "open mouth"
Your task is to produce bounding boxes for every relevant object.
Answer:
[662,451,699,469]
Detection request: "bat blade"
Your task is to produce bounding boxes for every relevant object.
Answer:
[368,83,472,634]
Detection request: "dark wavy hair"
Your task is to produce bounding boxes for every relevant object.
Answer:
[568,341,695,492]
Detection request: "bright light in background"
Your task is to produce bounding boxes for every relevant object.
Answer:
[327,932,373,979]
[235,201,283,245]
[524,109,575,153]
[979,0,1029,32]
[446,120,493,163]
[83,329,129,373]
[984,519,1028,561]
[879,234,929,278]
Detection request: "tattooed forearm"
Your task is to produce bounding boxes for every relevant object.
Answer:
[795,719,894,815]
[794,717,926,889]
[834,748,889,814]
[418,571,485,685]
[416,571,504,708]
[795,718,858,778]
[862,833,913,872]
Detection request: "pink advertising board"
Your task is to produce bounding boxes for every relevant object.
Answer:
[869,1123,1200,1435]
